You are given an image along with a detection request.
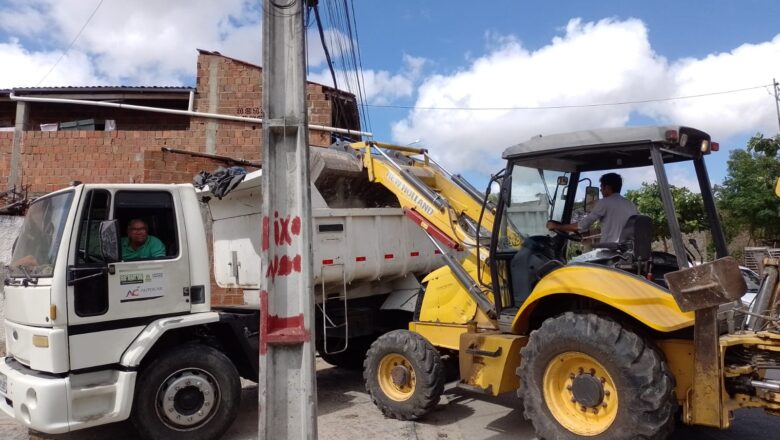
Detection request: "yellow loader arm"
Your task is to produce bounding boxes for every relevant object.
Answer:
[350,141,495,255]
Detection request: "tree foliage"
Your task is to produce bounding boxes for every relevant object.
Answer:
[625,182,707,250]
[716,133,780,243]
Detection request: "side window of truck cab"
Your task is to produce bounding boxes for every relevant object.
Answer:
[73,189,111,316]
[114,191,179,261]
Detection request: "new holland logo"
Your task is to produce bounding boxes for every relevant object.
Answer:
[386,171,435,216]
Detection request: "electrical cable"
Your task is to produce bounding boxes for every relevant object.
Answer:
[313,4,338,92]
[36,0,105,87]
[364,84,774,111]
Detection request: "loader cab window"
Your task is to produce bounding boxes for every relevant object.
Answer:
[114,191,178,261]
[499,164,570,249]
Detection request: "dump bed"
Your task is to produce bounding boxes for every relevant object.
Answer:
[204,146,448,290]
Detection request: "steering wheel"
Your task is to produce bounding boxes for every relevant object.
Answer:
[546,220,583,242]
[552,228,583,242]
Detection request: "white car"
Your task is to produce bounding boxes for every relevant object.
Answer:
[740,266,761,306]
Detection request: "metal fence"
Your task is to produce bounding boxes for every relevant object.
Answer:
[744,247,780,271]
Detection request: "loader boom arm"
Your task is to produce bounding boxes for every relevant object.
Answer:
[350,141,498,316]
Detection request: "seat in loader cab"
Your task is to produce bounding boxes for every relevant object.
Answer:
[510,215,654,306]
[592,214,653,274]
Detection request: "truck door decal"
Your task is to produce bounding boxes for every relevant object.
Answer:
[118,270,165,303]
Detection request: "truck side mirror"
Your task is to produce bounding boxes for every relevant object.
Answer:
[99,220,120,263]
[557,176,569,186]
[584,186,600,211]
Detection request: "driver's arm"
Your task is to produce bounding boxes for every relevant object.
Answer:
[575,198,607,232]
[12,255,39,267]
[546,221,580,233]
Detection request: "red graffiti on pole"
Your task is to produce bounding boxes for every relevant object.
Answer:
[261,213,303,280]
[265,254,302,281]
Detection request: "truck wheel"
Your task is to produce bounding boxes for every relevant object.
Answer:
[363,330,444,420]
[518,312,675,440]
[319,336,373,370]
[131,344,241,440]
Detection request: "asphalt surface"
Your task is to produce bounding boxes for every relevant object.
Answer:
[2,358,780,439]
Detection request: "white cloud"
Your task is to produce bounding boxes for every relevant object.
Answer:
[308,53,427,105]
[0,0,356,87]
[0,1,49,36]
[392,18,780,175]
[0,0,376,88]
[654,34,780,140]
[0,39,100,88]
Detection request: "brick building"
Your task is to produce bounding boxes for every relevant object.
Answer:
[0,49,361,305]
[0,49,360,195]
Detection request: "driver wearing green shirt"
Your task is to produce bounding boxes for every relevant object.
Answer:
[121,218,166,260]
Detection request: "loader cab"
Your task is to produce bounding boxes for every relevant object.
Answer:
[489,126,728,312]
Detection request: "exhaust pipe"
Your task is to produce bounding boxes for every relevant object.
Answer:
[746,262,780,331]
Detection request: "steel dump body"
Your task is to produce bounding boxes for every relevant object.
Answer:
[206,146,448,294]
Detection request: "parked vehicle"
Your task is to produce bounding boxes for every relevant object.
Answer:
[361,126,780,439]
[0,145,449,439]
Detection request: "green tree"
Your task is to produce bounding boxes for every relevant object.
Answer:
[716,133,780,244]
[625,182,707,251]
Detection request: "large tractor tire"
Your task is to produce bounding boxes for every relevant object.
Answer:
[319,336,374,370]
[131,344,241,440]
[518,312,676,440]
[363,330,444,420]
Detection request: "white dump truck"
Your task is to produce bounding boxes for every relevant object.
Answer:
[0,145,450,439]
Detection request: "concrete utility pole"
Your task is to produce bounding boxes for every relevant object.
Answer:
[259,0,317,439]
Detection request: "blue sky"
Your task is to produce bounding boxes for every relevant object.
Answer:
[1,0,779,190]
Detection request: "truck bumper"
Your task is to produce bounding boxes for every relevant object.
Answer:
[0,357,136,434]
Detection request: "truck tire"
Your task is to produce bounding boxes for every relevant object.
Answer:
[319,336,373,370]
[131,344,241,440]
[363,330,444,420]
[518,312,676,440]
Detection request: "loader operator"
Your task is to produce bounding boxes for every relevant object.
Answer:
[546,172,638,243]
[122,218,166,260]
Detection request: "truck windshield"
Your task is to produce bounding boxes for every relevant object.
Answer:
[8,191,74,278]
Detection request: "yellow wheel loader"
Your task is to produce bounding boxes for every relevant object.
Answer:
[356,127,780,439]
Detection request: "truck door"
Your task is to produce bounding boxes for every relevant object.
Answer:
[66,189,191,371]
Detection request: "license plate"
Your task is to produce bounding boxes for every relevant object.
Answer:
[0,372,6,394]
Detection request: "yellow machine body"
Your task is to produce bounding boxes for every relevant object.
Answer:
[514,265,694,333]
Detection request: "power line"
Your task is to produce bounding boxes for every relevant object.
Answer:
[36,0,105,86]
[364,83,773,111]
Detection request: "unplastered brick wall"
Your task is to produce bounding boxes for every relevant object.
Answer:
[18,130,203,193]
[7,50,359,307]
[0,132,12,188]
[142,149,256,306]
[28,101,190,132]
[193,50,338,148]
[10,51,357,194]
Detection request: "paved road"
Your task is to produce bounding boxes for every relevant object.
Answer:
[3,359,780,439]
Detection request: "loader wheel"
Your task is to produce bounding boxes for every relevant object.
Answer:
[364,330,444,420]
[518,312,676,440]
[131,344,241,440]
[319,336,374,370]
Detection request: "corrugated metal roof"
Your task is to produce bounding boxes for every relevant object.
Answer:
[7,86,194,94]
